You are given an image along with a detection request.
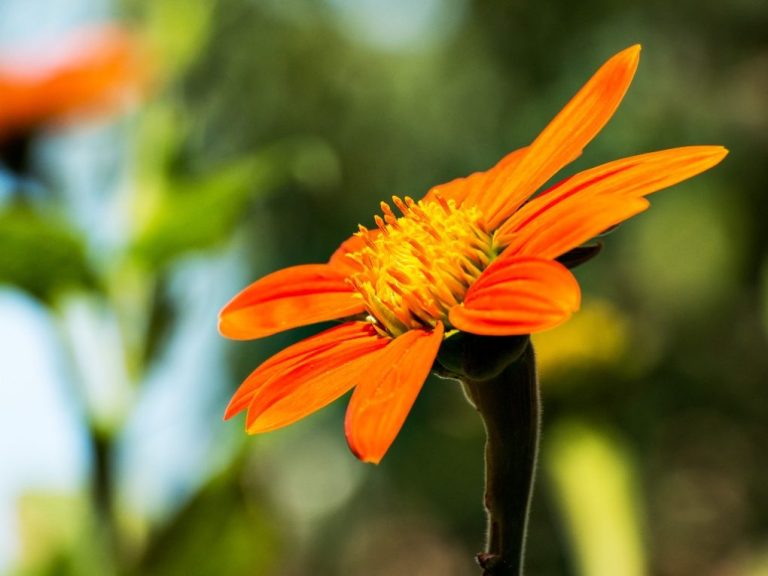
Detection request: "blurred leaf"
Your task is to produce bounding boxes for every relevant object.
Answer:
[0,208,97,301]
[132,0,215,77]
[133,471,280,576]
[619,184,742,319]
[545,420,647,576]
[14,491,108,576]
[132,155,275,268]
[533,300,631,387]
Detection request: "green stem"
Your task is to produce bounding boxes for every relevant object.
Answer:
[53,315,125,574]
[462,341,540,576]
[90,428,123,574]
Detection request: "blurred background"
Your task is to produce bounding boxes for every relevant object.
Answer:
[0,0,766,575]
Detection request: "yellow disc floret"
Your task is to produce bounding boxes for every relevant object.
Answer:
[347,193,495,337]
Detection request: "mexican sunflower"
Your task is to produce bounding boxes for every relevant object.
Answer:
[219,45,727,464]
[0,25,145,139]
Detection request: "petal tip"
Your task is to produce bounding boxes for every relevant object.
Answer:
[345,414,386,463]
[691,145,729,171]
[713,146,729,160]
[216,315,229,337]
[622,44,642,60]
[607,43,638,60]
[610,44,641,77]
[246,415,279,434]
[217,315,248,340]
[223,401,240,421]
[704,146,729,169]
[346,439,383,464]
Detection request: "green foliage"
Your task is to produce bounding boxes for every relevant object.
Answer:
[134,473,280,576]
[131,155,275,268]
[139,0,215,76]
[0,207,97,301]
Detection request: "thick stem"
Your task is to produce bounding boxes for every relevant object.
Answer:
[462,341,540,576]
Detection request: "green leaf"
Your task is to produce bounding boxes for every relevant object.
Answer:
[135,470,280,576]
[132,155,275,268]
[0,208,97,302]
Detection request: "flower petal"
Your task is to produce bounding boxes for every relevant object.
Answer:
[422,147,528,207]
[224,321,389,430]
[218,264,364,340]
[224,321,382,420]
[497,145,728,246]
[345,322,444,464]
[245,324,392,434]
[449,257,580,335]
[472,45,641,229]
[328,231,382,274]
[499,196,650,260]
[495,146,728,257]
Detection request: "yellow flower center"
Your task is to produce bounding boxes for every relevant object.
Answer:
[347,194,495,337]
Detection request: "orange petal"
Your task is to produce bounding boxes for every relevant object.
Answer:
[224,321,381,419]
[449,257,580,336]
[495,146,728,256]
[328,231,382,274]
[422,147,528,208]
[329,234,364,273]
[242,323,390,433]
[499,146,728,237]
[499,196,650,260]
[345,322,444,464]
[218,264,364,340]
[473,45,641,230]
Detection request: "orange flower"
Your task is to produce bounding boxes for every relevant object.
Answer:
[219,45,727,463]
[0,25,146,139]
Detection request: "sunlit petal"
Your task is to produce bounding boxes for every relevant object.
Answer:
[496,146,729,251]
[345,322,444,464]
[450,257,580,335]
[472,45,641,229]
[218,264,365,339]
[241,323,390,433]
[422,147,528,208]
[499,196,650,260]
[224,322,381,419]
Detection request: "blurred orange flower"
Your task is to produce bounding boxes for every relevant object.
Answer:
[0,25,146,139]
[219,45,727,463]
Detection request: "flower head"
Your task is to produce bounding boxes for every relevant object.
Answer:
[219,45,727,463]
[0,25,147,139]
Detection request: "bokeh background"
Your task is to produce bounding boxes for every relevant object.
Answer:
[1,0,766,575]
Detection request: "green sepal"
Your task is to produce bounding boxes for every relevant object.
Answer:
[435,331,530,382]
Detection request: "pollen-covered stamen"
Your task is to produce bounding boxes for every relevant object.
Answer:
[358,225,377,249]
[392,196,409,215]
[434,193,452,215]
[347,193,494,336]
[373,215,389,235]
[380,202,402,230]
